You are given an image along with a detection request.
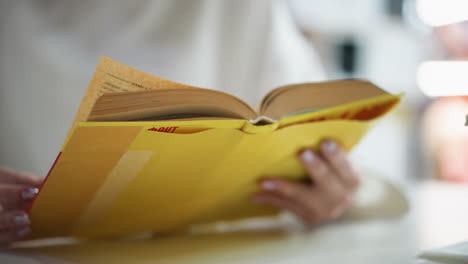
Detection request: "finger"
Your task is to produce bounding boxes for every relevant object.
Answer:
[251,192,314,223]
[0,211,30,230]
[329,194,353,219]
[0,168,43,186]
[0,184,39,210]
[258,179,323,218]
[297,150,345,203]
[0,227,30,245]
[319,141,360,190]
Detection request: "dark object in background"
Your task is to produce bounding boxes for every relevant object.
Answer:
[385,0,405,18]
[337,38,359,76]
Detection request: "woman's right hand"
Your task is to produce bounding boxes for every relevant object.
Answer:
[0,167,42,245]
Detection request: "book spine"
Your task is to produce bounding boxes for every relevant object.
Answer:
[241,120,279,134]
[27,152,63,214]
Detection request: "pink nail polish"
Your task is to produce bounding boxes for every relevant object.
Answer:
[323,141,337,154]
[301,150,315,163]
[261,181,276,191]
[13,213,30,225]
[21,187,39,200]
[16,227,31,238]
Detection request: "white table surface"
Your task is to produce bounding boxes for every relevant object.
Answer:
[3,217,417,264]
[3,178,467,264]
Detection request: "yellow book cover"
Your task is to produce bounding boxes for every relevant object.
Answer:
[29,57,401,238]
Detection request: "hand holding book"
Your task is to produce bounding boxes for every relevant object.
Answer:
[253,140,358,225]
[0,168,42,244]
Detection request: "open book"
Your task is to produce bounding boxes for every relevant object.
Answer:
[29,57,401,238]
[88,76,387,124]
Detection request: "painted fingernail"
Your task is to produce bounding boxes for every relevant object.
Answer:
[16,227,31,238]
[21,187,39,200]
[261,181,276,191]
[300,150,315,163]
[323,141,337,154]
[14,213,30,225]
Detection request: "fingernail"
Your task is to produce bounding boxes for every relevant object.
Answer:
[16,227,31,238]
[322,141,337,154]
[261,181,276,191]
[14,213,30,225]
[300,150,315,163]
[21,187,39,200]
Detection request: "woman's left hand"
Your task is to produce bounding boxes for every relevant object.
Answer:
[0,167,42,245]
[252,140,359,226]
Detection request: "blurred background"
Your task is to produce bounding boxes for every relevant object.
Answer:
[288,0,468,252]
[289,0,468,183]
[1,0,468,262]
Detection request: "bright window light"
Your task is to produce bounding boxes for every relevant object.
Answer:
[417,0,468,26]
[417,61,468,97]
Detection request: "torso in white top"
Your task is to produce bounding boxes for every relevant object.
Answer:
[0,0,325,174]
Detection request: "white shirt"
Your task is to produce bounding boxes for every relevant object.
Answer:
[0,0,325,175]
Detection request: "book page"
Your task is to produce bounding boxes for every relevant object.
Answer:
[260,80,388,120]
[68,57,198,139]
